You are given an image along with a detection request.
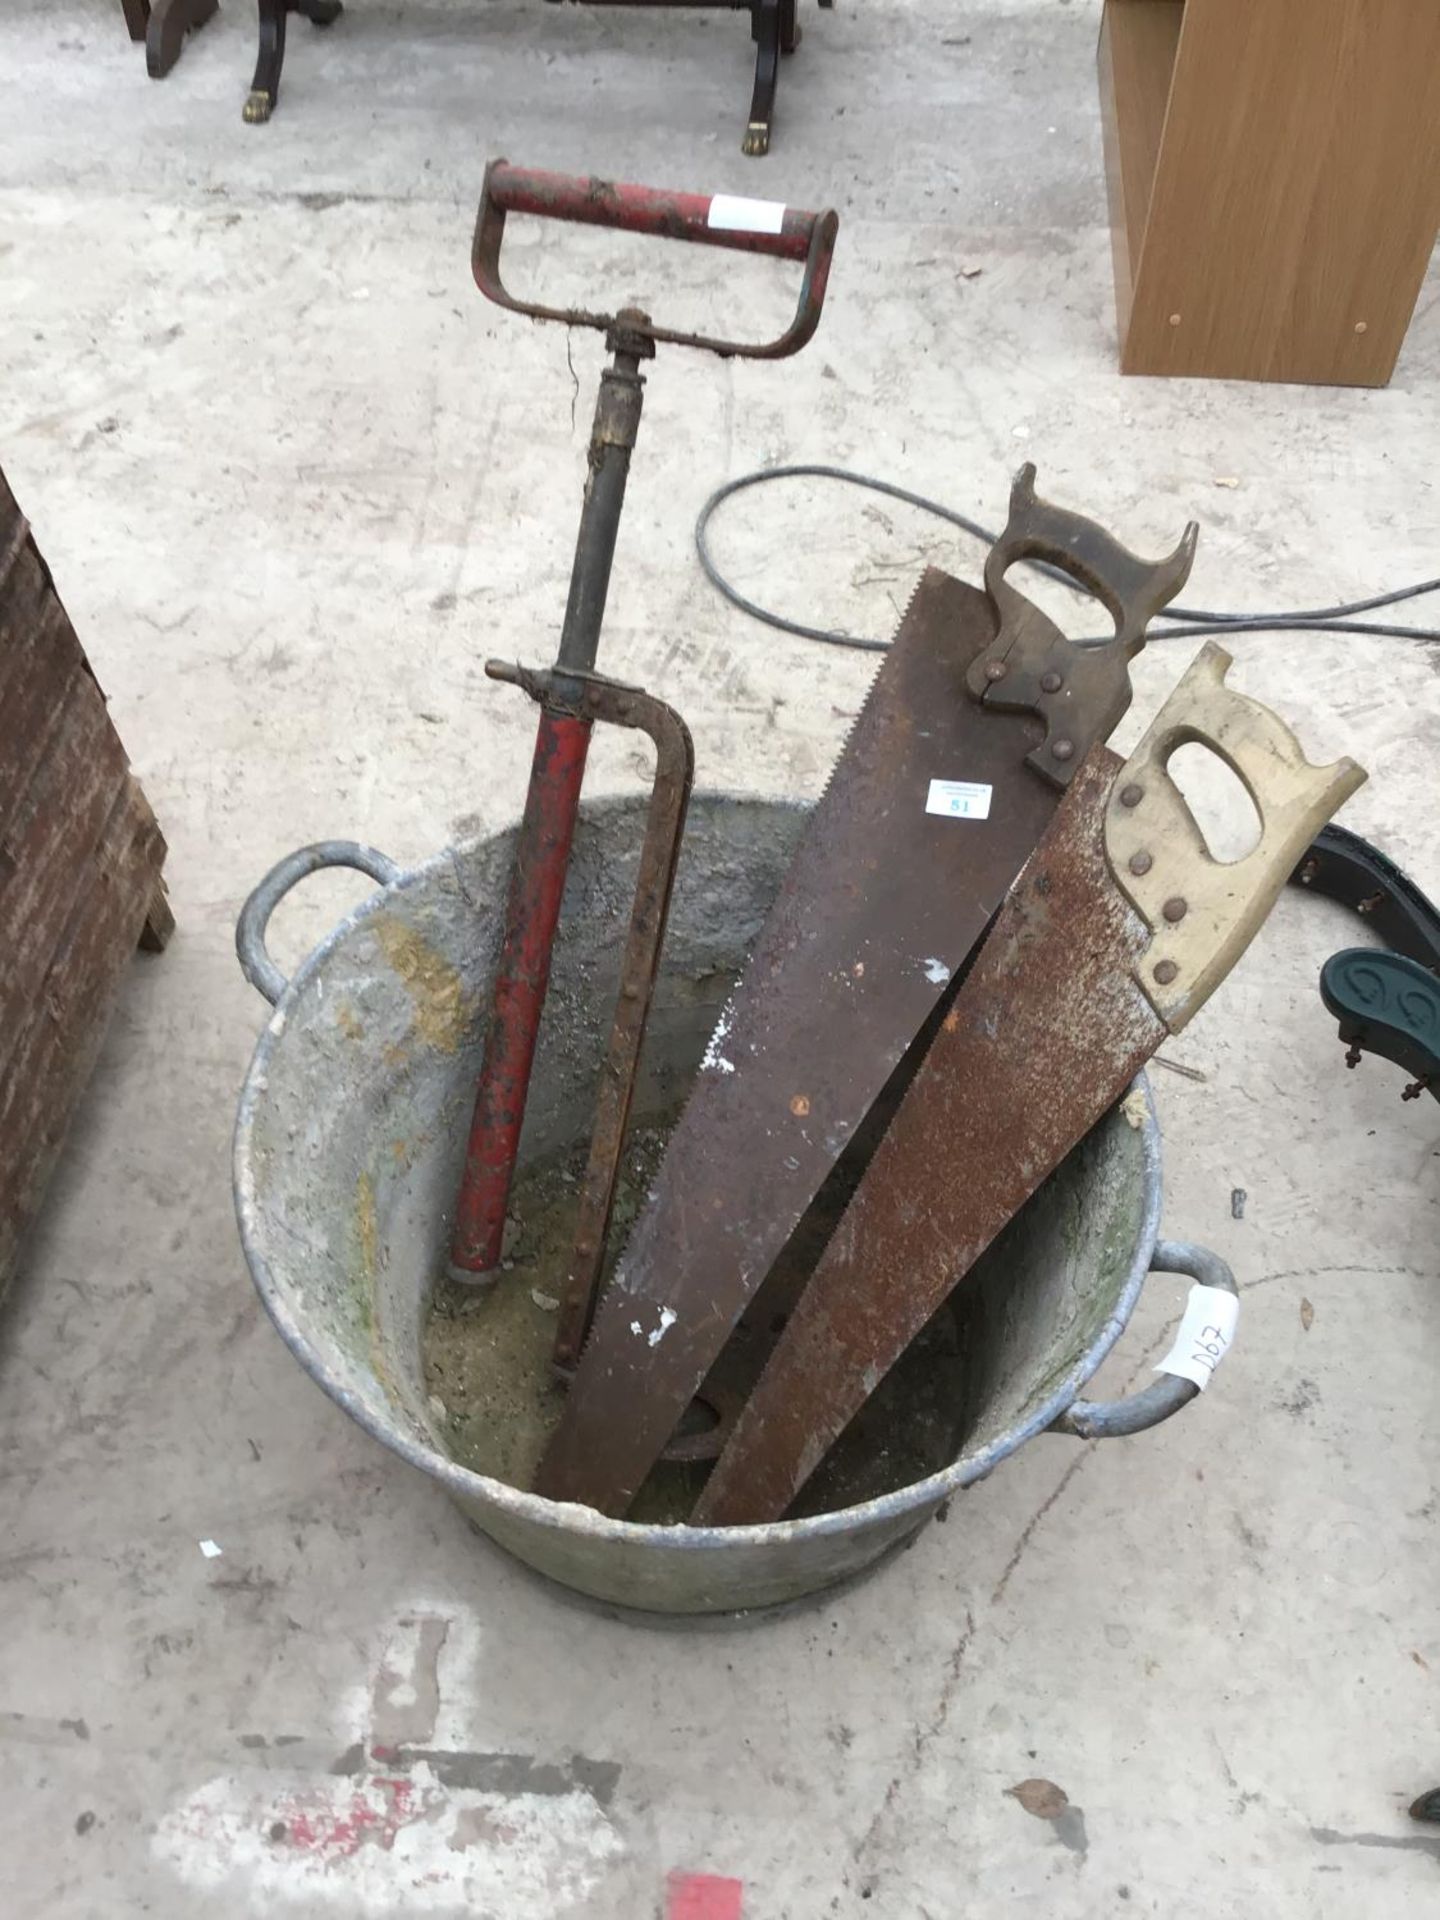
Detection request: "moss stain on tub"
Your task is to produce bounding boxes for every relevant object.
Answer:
[373,914,473,1053]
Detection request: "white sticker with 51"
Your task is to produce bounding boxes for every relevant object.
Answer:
[926,778,993,821]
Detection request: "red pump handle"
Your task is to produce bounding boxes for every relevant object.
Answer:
[473,158,839,360]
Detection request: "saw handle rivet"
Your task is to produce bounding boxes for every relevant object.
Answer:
[1128,850,1153,876]
[1119,784,1144,808]
[984,659,1008,682]
[1153,959,1179,985]
[1051,737,1074,762]
[1162,896,1188,923]
[1039,671,1064,694]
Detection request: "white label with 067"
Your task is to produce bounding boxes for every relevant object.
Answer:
[1156,1284,1240,1391]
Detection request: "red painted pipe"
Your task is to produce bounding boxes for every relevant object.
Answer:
[483,161,820,263]
[448,709,591,1277]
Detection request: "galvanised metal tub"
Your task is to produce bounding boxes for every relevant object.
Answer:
[233,794,1233,1616]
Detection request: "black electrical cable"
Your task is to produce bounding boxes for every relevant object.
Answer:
[694,463,1440,654]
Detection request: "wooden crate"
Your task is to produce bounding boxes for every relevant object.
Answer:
[1098,0,1440,385]
[0,467,171,1289]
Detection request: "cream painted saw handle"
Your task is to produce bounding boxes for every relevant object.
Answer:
[1105,641,1367,1031]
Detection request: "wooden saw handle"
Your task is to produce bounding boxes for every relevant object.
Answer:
[967,465,1199,791]
[1106,641,1367,1031]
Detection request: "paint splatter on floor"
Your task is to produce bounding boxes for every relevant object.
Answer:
[152,1598,625,1912]
[667,1869,745,1920]
[154,1766,624,1910]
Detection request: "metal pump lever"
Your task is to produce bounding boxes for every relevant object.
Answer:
[471,160,840,359]
[447,162,839,1287]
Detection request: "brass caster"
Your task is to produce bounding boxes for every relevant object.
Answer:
[243,88,274,124]
[742,121,771,157]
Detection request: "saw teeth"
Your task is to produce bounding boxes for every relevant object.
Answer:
[811,568,931,812]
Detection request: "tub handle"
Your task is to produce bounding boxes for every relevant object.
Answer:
[237,841,401,1005]
[1049,1240,1239,1440]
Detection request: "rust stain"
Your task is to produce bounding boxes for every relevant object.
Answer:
[373,916,472,1054]
[336,1003,365,1042]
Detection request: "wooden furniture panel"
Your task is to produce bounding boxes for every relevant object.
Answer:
[0,467,171,1289]
[1097,0,1183,345]
[1,672,130,1015]
[0,788,166,1240]
[1099,0,1440,386]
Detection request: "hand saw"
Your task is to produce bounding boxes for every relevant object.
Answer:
[693,642,1366,1525]
[534,468,1197,1515]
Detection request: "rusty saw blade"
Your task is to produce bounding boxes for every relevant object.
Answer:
[535,468,1198,1516]
[693,642,1366,1525]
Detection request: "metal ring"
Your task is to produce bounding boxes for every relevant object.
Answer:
[235,841,400,1006]
[1049,1239,1238,1441]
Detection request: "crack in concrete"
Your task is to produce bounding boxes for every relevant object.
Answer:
[848,1607,977,1890]
[1311,1825,1440,1864]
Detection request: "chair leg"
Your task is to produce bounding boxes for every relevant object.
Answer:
[122,0,150,44]
[245,0,344,124]
[244,0,287,121]
[745,0,781,157]
[145,0,218,78]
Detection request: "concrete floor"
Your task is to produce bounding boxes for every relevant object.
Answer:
[2,0,1439,1912]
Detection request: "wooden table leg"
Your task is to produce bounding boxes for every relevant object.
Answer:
[245,0,344,125]
[243,0,288,120]
[145,0,219,78]
[744,0,781,156]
